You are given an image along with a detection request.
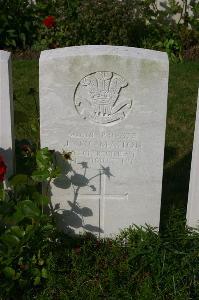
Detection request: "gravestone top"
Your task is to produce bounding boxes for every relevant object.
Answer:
[0,51,11,61]
[40,45,168,62]
[40,45,169,237]
[0,50,14,178]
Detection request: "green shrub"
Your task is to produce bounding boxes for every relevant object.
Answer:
[141,0,199,61]
[0,0,38,49]
[32,0,148,50]
[1,0,199,61]
[0,148,60,299]
[32,0,199,61]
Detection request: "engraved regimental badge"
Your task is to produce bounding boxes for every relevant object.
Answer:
[74,71,132,125]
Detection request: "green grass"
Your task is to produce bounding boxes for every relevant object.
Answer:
[3,212,199,300]
[5,58,199,300]
[161,62,199,226]
[34,217,199,300]
[13,60,39,145]
[166,62,199,164]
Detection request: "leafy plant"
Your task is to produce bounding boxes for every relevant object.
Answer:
[0,148,60,299]
[155,38,183,62]
[32,0,148,50]
[0,0,39,49]
[1,0,198,61]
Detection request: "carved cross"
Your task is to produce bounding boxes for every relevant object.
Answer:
[77,169,128,237]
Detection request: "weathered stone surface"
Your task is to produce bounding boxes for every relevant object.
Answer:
[0,51,14,178]
[187,90,199,228]
[40,45,169,237]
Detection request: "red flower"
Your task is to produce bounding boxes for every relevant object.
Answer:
[43,16,55,28]
[0,156,7,182]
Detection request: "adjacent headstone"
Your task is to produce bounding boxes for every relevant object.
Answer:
[156,0,193,22]
[187,90,199,228]
[40,45,169,237]
[0,51,14,178]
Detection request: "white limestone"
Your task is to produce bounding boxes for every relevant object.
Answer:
[156,0,193,22]
[40,45,169,237]
[187,90,199,228]
[0,51,14,178]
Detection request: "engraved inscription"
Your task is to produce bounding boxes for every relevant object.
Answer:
[64,130,139,167]
[74,71,132,125]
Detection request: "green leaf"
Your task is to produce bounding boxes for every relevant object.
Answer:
[36,148,52,170]
[32,192,49,206]
[3,267,15,279]
[11,210,24,223]
[1,234,20,247]
[34,276,41,286]
[14,272,21,280]
[31,123,38,133]
[42,224,54,232]
[0,186,4,200]
[41,267,48,279]
[32,267,40,276]
[10,174,28,187]
[18,200,40,217]
[38,259,44,266]
[19,279,28,288]
[13,200,41,222]
[9,226,25,238]
[31,255,37,265]
[51,167,61,178]
[32,170,50,182]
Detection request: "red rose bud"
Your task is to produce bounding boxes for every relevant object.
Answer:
[0,156,7,182]
[43,16,55,28]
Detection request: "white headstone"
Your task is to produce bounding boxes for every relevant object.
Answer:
[0,51,14,178]
[187,90,199,228]
[156,0,193,22]
[40,45,169,237]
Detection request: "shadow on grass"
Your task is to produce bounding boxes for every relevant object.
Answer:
[160,147,192,231]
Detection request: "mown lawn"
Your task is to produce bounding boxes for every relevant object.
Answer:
[13,60,39,146]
